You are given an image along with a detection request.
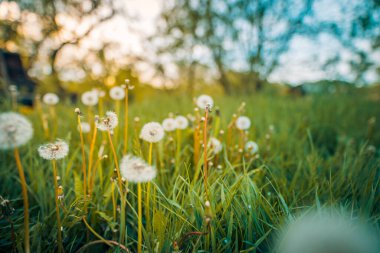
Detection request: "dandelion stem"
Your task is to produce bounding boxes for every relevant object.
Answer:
[52,160,63,253]
[137,183,142,253]
[49,106,57,139]
[89,157,101,194]
[111,182,117,222]
[77,114,87,213]
[145,142,153,230]
[35,95,49,138]
[14,148,30,253]
[107,130,126,245]
[88,127,98,194]
[176,129,181,168]
[115,101,120,141]
[123,88,129,154]
[203,109,209,199]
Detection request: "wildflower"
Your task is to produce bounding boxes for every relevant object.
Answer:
[91,88,106,98]
[57,186,64,200]
[78,122,91,133]
[236,116,251,130]
[196,95,213,110]
[81,91,98,106]
[140,122,164,143]
[0,196,15,217]
[38,140,69,160]
[42,93,59,105]
[175,116,189,129]
[162,118,177,132]
[0,112,33,150]
[275,209,380,253]
[209,137,222,154]
[109,86,125,100]
[120,155,156,183]
[96,111,118,131]
[245,141,259,154]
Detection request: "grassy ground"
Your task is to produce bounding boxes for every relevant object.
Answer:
[0,92,379,252]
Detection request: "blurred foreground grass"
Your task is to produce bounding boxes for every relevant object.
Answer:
[0,92,379,252]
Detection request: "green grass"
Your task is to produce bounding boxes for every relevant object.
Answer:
[0,92,379,252]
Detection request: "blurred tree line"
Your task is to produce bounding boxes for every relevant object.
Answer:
[150,0,380,94]
[0,0,140,94]
[0,0,379,95]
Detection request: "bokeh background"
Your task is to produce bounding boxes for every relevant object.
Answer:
[0,0,379,98]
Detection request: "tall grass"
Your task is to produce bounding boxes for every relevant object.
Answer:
[0,92,379,252]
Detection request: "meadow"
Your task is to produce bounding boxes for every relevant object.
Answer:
[0,88,379,253]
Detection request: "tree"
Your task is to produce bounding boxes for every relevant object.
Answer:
[150,0,315,94]
[0,0,120,92]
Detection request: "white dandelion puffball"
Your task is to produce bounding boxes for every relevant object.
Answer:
[81,91,99,106]
[96,111,118,131]
[175,116,189,130]
[78,122,91,133]
[245,141,259,154]
[236,116,251,130]
[275,209,380,253]
[42,93,59,105]
[140,122,165,143]
[196,95,213,110]
[209,137,222,154]
[109,86,125,100]
[162,118,176,132]
[120,155,156,183]
[38,140,69,160]
[0,112,33,150]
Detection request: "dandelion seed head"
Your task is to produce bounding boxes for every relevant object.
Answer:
[0,112,33,150]
[78,122,91,133]
[366,145,376,154]
[196,95,214,110]
[81,91,99,106]
[162,118,176,132]
[245,141,259,154]
[187,114,196,122]
[205,201,210,207]
[236,116,251,130]
[209,137,222,154]
[74,108,81,114]
[109,86,125,100]
[9,85,17,93]
[42,93,59,105]
[120,155,157,183]
[275,209,380,253]
[38,140,69,160]
[140,122,164,143]
[175,116,189,129]
[96,111,118,131]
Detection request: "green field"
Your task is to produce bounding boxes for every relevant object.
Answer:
[0,91,379,252]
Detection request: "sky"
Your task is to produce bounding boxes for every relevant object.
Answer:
[106,0,379,85]
[0,0,379,86]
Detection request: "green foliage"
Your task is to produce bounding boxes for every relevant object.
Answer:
[0,92,379,252]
